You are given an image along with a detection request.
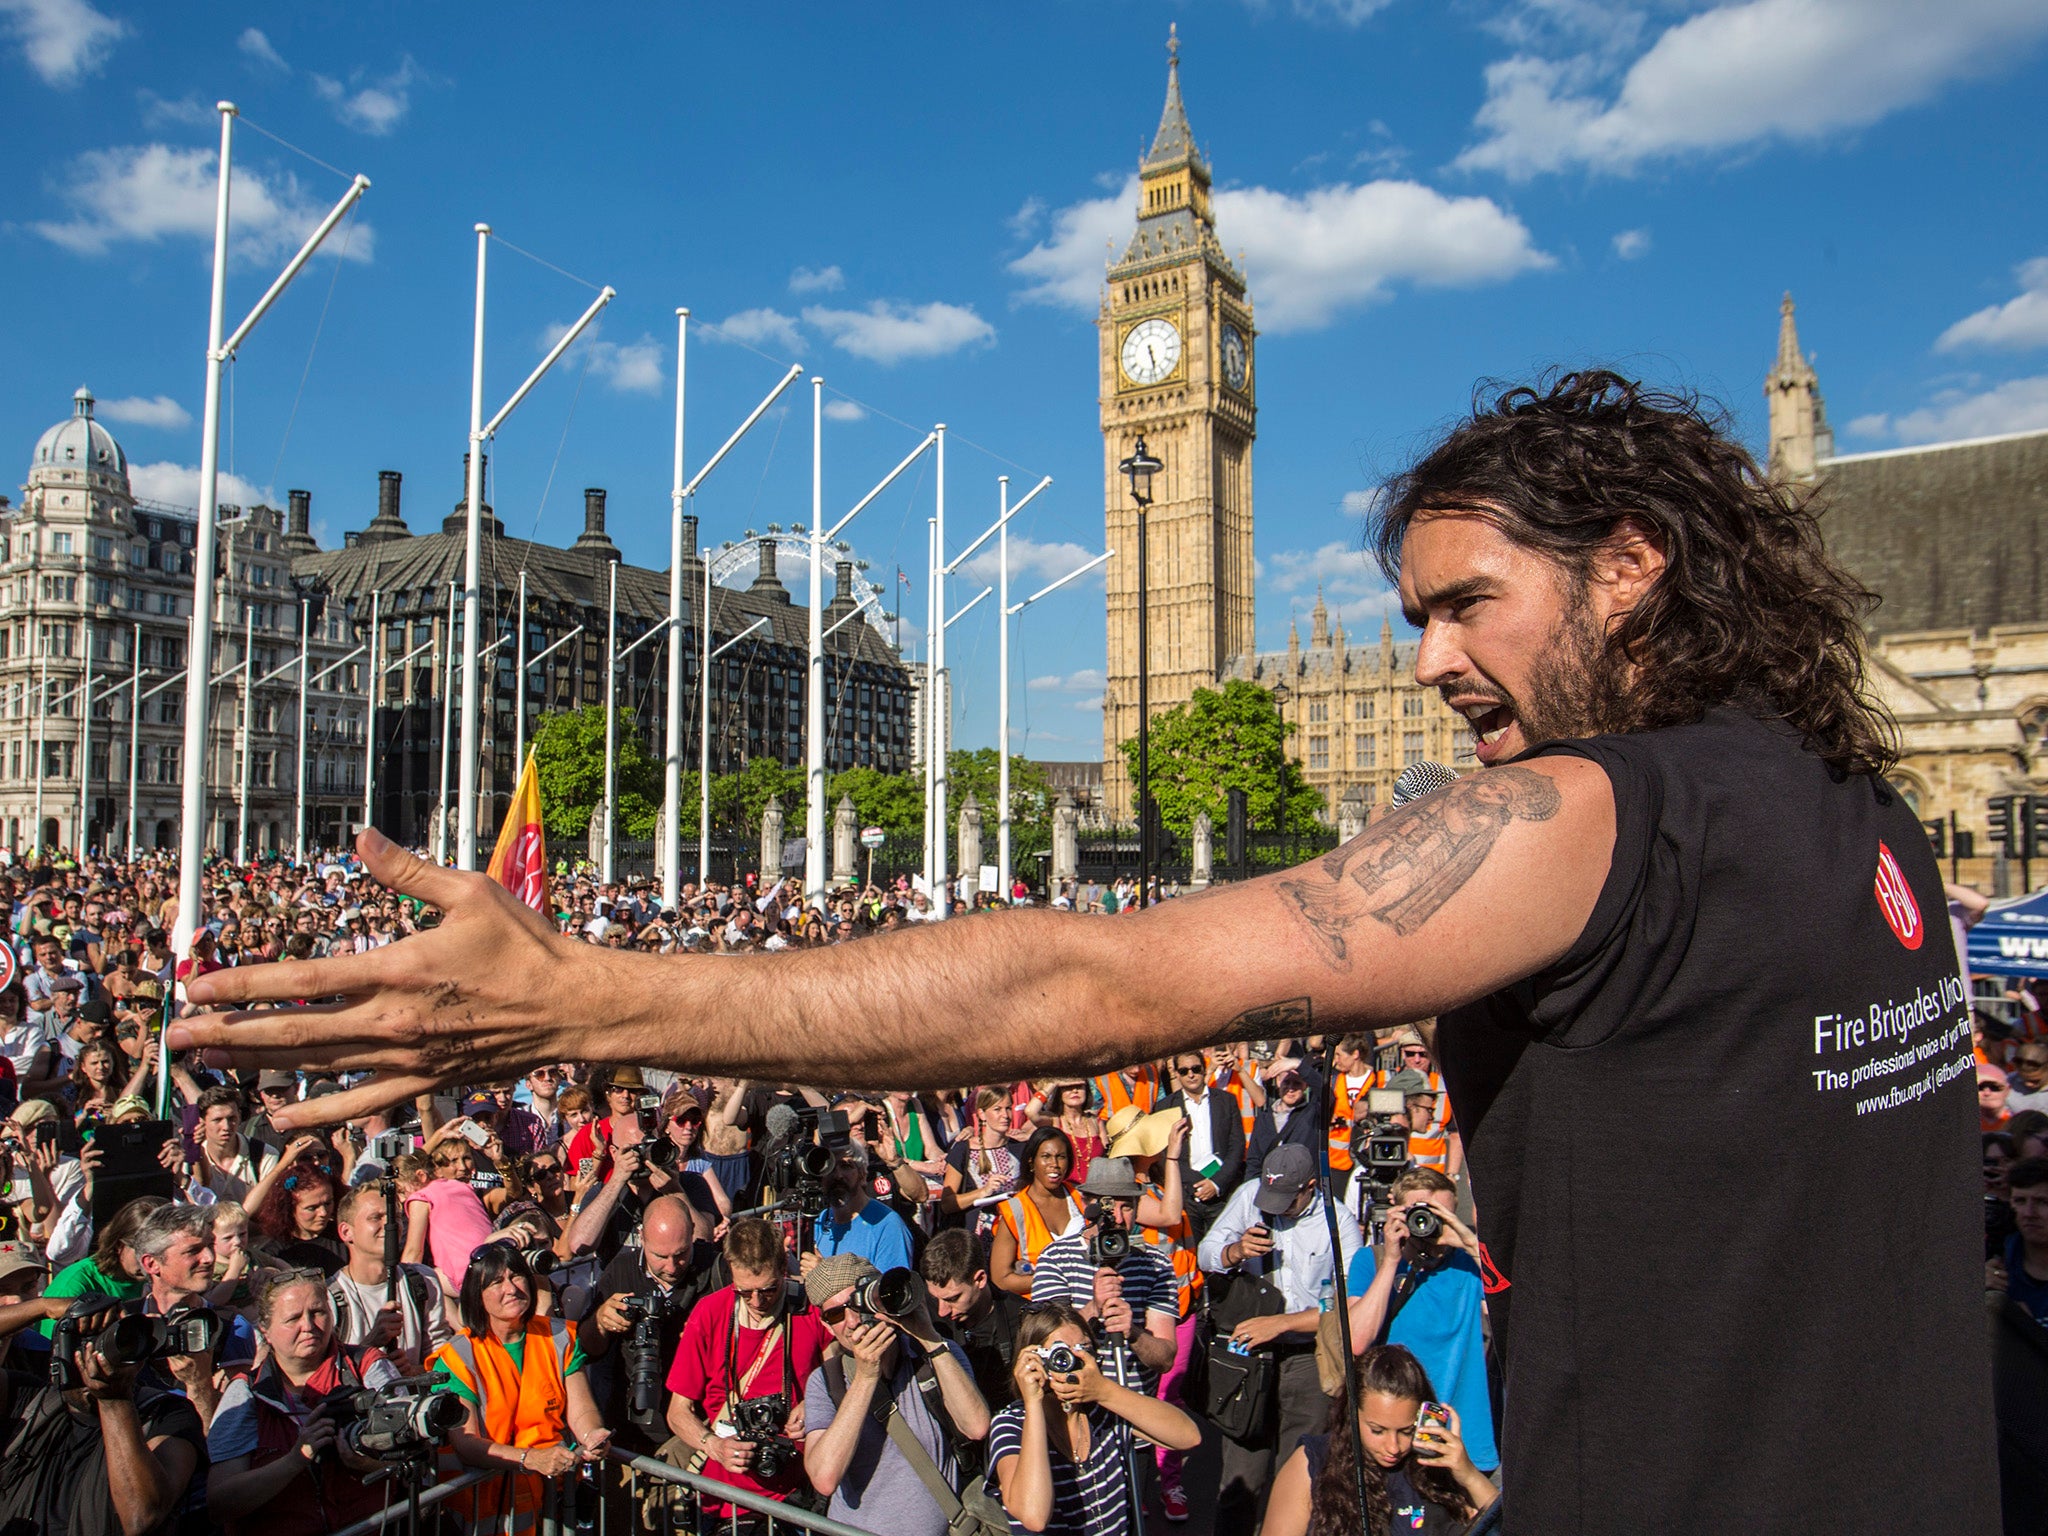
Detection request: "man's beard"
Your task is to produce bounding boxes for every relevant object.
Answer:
[1446,580,1630,748]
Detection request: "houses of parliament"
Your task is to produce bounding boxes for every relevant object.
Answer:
[1095,33,2048,883]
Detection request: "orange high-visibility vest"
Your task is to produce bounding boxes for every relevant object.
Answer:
[430,1317,577,1532]
[1093,1069,1158,1118]
[1135,1179,1203,1317]
[998,1190,1085,1296]
[1330,1073,1371,1172]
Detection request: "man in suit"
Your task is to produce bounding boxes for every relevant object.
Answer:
[1155,1051,1247,1238]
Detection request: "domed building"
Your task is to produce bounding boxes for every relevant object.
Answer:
[0,387,362,857]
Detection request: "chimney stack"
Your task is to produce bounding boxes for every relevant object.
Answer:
[280,487,319,555]
[571,486,619,558]
[680,513,698,563]
[834,560,855,605]
[360,470,412,544]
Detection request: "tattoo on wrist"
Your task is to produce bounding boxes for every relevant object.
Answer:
[1277,765,1563,967]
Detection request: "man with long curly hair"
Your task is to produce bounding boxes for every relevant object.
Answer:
[178,371,1995,1533]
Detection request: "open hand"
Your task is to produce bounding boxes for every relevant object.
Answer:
[169,829,579,1130]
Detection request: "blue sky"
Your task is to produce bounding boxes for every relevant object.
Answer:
[4,0,2047,760]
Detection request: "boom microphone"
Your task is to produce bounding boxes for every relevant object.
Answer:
[763,1103,799,1146]
[1390,761,1459,807]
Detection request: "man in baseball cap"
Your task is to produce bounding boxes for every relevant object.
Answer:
[0,1240,51,1370]
[1198,1139,1365,1525]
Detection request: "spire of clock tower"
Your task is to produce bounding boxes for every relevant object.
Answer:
[1145,25,1205,178]
[1121,24,1223,267]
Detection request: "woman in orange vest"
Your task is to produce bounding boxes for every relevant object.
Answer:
[429,1241,612,1533]
[990,1127,1084,1299]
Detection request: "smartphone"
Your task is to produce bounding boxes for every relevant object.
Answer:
[577,1156,598,1180]
[457,1121,491,1148]
[1416,1401,1452,1434]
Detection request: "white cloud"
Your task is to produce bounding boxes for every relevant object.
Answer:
[1007,196,1047,239]
[710,307,803,353]
[97,395,191,430]
[1260,538,1402,639]
[541,323,664,395]
[1273,0,1399,21]
[32,143,378,265]
[0,0,123,86]
[1612,227,1651,259]
[1029,668,1106,693]
[803,300,995,364]
[238,27,288,72]
[1011,173,1549,332]
[1340,489,1378,515]
[136,90,215,129]
[1457,0,2048,180]
[822,399,867,422]
[788,264,844,294]
[311,56,422,135]
[1073,695,1105,712]
[956,534,1104,594]
[129,461,272,509]
[1847,376,2048,446]
[1937,256,2048,353]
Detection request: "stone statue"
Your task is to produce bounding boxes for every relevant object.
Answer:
[832,795,857,886]
[958,793,984,900]
[1052,788,1079,884]
[1191,809,1213,887]
[759,795,784,881]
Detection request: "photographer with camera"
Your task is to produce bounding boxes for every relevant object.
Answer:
[328,1184,451,1376]
[0,1291,208,1536]
[135,1202,257,1427]
[808,1141,917,1275]
[584,1193,718,1452]
[564,1096,701,1268]
[921,1229,1022,1409]
[204,1267,405,1533]
[988,1297,1199,1536]
[1198,1143,1365,1528]
[429,1240,612,1533]
[802,1253,992,1536]
[1029,1159,1179,1388]
[664,1216,831,1523]
[1338,1167,1497,1474]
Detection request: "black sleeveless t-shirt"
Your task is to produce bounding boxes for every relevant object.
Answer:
[1439,707,1996,1534]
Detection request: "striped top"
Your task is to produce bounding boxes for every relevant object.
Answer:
[988,1401,1137,1536]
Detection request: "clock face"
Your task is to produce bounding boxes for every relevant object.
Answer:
[1220,324,1248,392]
[1121,317,1182,386]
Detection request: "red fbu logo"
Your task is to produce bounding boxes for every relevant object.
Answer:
[1874,841,1923,950]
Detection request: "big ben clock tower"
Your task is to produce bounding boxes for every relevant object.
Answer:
[1100,26,1256,821]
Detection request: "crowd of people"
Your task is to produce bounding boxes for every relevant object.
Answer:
[0,841,2036,1534]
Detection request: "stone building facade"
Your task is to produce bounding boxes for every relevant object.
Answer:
[1770,296,2048,890]
[0,389,360,855]
[0,389,916,859]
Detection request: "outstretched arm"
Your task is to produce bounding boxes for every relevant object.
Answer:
[176,765,1613,1129]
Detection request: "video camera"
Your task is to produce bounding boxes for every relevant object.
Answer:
[729,1392,797,1480]
[617,1289,676,1430]
[762,1107,850,1218]
[50,1301,225,1391]
[1082,1200,1130,1266]
[332,1370,465,1461]
[1351,1087,1411,1234]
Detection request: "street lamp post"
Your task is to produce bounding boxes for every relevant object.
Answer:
[1118,437,1162,909]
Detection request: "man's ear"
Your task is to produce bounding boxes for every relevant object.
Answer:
[1592,519,1667,616]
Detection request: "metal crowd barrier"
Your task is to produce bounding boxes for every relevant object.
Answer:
[321,1452,882,1536]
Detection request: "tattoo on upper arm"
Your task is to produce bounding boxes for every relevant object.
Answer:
[1224,998,1311,1039]
[1278,765,1562,966]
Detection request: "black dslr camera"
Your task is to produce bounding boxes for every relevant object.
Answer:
[617,1290,676,1430]
[729,1392,797,1480]
[635,1095,679,1172]
[1404,1204,1445,1244]
[1082,1201,1129,1266]
[333,1370,465,1460]
[848,1267,920,1322]
[50,1300,224,1390]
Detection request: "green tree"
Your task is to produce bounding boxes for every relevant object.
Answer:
[1120,679,1324,838]
[826,766,925,843]
[530,706,663,841]
[946,749,1054,863]
[715,756,804,835]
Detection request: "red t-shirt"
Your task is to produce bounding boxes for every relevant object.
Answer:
[563,1116,616,1184]
[665,1285,831,1511]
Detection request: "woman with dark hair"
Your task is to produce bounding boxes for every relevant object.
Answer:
[990,1126,1081,1298]
[429,1241,611,1534]
[941,1086,1025,1236]
[62,1037,133,1123]
[987,1296,1199,1536]
[1262,1344,1498,1536]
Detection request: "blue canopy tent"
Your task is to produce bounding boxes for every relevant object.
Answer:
[1966,889,2048,978]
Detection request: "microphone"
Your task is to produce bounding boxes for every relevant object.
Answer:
[763,1103,798,1147]
[1390,761,1459,807]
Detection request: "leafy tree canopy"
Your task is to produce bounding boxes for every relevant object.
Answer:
[1120,679,1324,839]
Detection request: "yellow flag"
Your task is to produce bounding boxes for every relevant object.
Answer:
[486,753,549,913]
